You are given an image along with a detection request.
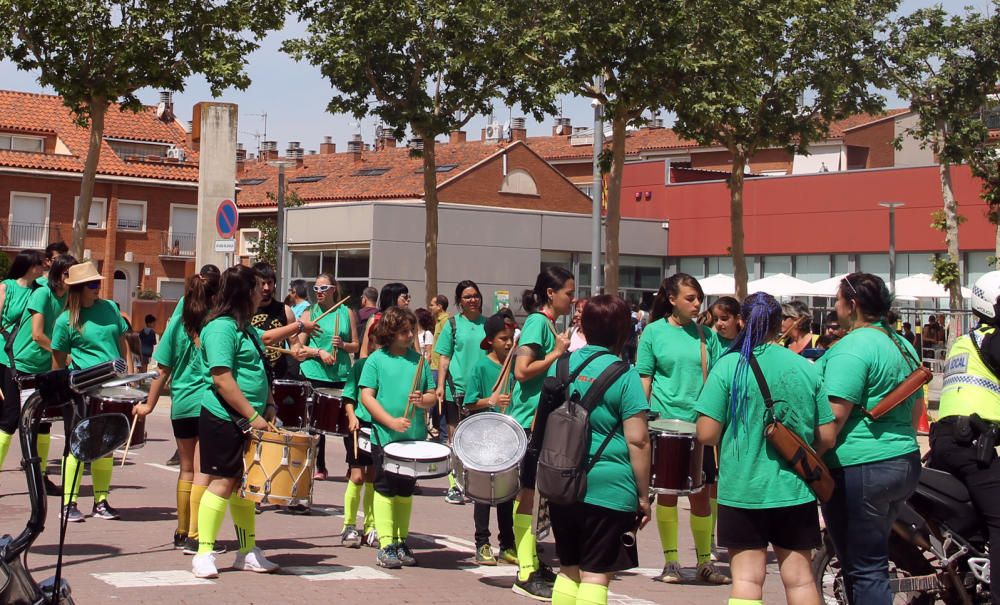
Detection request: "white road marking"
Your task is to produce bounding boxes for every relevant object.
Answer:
[92,570,214,587]
[282,565,394,581]
[144,463,179,473]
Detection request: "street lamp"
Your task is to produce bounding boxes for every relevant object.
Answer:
[879,202,905,294]
[269,160,298,290]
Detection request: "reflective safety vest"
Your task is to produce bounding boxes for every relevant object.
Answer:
[939,326,1000,422]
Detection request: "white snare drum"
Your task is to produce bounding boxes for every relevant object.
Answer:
[382,440,451,479]
[451,412,526,505]
[357,427,372,453]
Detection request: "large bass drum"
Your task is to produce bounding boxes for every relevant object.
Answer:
[451,412,527,505]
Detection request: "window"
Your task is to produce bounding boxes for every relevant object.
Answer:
[577,184,593,198]
[353,168,390,177]
[413,164,458,174]
[169,205,197,256]
[73,197,107,229]
[8,192,49,249]
[0,134,44,153]
[678,257,706,278]
[500,168,538,196]
[239,229,261,258]
[158,279,185,301]
[106,139,170,159]
[793,255,830,282]
[117,200,147,231]
[288,175,325,184]
[762,255,792,277]
[289,248,370,302]
[238,178,268,186]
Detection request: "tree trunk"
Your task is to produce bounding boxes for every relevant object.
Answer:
[421,135,439,307]
[939,158,963,312]
[603,112,626,298]
[729,150,749,300]
[73,96,107,260]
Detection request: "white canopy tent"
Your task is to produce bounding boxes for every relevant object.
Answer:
[746,273,816,298]
[700,274,736,296]
[894,273,971,300]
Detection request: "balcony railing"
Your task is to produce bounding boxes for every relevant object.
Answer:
[161,231,195,257]
[0,220,63,250]
[117,217,145,231]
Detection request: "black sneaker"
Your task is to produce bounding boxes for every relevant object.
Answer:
[396,542,417,567]
[537,562,557,583]
[92,501,120,520]
[183,537,227,555]
[284,503,311,515]
[165,450,180,466]
[512,571,553,601]
[61,503,84,523]
[174,531,187,549]
[376,544,402,569]
[43,476,60,497]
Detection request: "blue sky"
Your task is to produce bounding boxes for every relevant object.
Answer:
[0,0,988,155]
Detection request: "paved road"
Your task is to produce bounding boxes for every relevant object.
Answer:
[0,402,793,604]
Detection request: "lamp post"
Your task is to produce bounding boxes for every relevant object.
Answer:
[590,79,604,298]
[879,202,905,294]
[269,160,297,290]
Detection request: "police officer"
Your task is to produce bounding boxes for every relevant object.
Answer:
[931,271,1000,605]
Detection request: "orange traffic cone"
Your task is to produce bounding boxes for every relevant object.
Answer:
[917,386,932,435]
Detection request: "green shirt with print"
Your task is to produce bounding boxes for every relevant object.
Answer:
[548,345,649,512]
[153,318,207,420]
[0,280,36,368]
[464,355,514,411]
[510,313,556,429]
[696,344,834,509]
[342,356,371,423]
[12,286,65,374]
[636,318,722,422]
[300,303,353,383]
[817,327,920,469]
[52,299,127,370]
[199,317,269,421]
[359,348,433,447]
[434,313,488,401]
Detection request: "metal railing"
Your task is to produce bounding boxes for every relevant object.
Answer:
[161,231,195,257]
[0,221,63,250]
[117,217,144,231]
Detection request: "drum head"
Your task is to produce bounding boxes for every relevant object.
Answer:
[315,388,343,398]
[649,418,696,435]
[93,386,147,402]
[383,440,451,461]
[453,412,527,472]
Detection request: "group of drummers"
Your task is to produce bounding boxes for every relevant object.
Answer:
[0,242,938,605]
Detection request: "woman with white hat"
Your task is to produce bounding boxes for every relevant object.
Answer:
[51,261,134,522]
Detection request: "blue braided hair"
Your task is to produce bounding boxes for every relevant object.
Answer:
[727,292,783,447]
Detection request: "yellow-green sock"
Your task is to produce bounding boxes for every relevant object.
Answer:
[36,433,51,473]
[197,492,228,555]
[374,492,394,549]
[189,484,206,540]
[0,431,12,470]
[710,497,718,546]
[394,495,413,542]
[91,456,113,504]
[343,481,362,531]
[552,574,580,605]
[728,600,763,605]
[229,494,256,554]
[362,481,375,533]
[513,511,537,581]
[176,480,193,535]
[576,582,609,605]
[691,513,713,565]
[448,472,456,489]
[62,454,82,506]
[656,504,679,563]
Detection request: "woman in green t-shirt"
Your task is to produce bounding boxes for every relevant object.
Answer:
[636,273,727,585]
[510,267,573,600]
[696,292,836,605]
[817,273,922,604]
[133,271,220,553]
[51,261,131,523]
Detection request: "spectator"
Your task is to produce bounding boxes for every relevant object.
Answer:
[288,280,310,319]
[901,322,916,346]
[429,294,450,370]
[415,308,434,360]
[569,298,588,352]
[356,287,379,345]
[922,315,944,360]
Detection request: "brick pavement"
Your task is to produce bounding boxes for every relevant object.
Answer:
[0,403,793,604]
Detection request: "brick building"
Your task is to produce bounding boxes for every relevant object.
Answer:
[0,90,198,317]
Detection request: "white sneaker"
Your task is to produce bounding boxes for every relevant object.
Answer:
[192,552,219,579]
[233,546,279,573]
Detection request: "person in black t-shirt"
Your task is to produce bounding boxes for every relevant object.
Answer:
[251,263,308,380]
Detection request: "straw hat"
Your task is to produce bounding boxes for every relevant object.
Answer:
[65,261,104,285]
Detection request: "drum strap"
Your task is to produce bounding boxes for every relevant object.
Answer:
[242,328,274,387]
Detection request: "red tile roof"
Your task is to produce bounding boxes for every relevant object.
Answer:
[0,89,199,182]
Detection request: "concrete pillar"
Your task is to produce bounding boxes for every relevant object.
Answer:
[101,184,119,300]
[194,102,239,271]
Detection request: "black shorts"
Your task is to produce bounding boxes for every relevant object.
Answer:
[703,445,718,485]
[520,429,536,490]
[549,501,639,573]
[442,398,462,425]
[372,444,416,498]
[344,420,374,468]
[172,416,200,440]
[717,501,820,551]
[198,408,247,479]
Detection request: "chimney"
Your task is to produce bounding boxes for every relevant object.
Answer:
[319,136,336,155]
[286,141,303,159]
[236,143,246,173]
[511,117,527,141]
[552,117,572,136]
[348,134,364,162]
[449,130,467,144]
[261,140,278,161]
[380,134,396,149]
[158,91,174,122]
[647,115,664,129]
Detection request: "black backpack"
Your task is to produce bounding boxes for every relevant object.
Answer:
[535,352,630,506]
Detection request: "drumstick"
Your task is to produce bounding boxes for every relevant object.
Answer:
[353,429,359,459]
[266,346,296,356]
[332,315,340,364]
[313,296,350,323]
[120,417,139,467]
[404,354,426,419]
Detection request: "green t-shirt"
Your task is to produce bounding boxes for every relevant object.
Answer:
[300,303,353,383]
[718,335,734,350]
[170,296,185,322]
[510,313,556,428]
[359,348,433,447]
[464,355,512,410]
[153,317,207,420]
[433,313,488,401]
[548,345,649,512]
[636,318,722,422]
[199,317,269,421]
[35,276,48,288]
[817,327,920,469]
[12,286,65,374]
[0,280,36,368]
[342,356,371,423]
[696,344,834,509]
[52,299,127,370]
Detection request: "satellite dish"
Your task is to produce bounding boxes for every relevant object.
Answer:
[156,102,167,119]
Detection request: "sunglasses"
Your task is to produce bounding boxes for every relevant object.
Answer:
[461,294,482,300]
[313,284,334,293]
[85,281,101,290]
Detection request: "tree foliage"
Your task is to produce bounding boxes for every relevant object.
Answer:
[670,0,896,300]
[251,190,306,268]
[0,0,286,259]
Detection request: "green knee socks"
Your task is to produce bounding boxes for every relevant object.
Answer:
[513,507,537,582]
[394,496,412,543]
[552,574,579,605]
[229,494,256,554]
[37,433,51,473]
[656,504,679,563]
[91,457,113,504]
[62,454,82,506]
[189,484,206,540]
[343,480,362,531]
[728,600,763,605]
[362,481,375,533]
[691,513,713,565]
[374,492,394,549]
[0,431,12,470]
[576,583,609,605]
[198,492,228,555]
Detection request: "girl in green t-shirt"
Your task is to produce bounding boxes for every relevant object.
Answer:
[709,296,741,350]
[133,271,220,553]
[636,273,727,585]
[510,267,573,600]
[359,306,436,569]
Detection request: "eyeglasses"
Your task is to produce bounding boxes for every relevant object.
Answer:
[401,294,411,301]
[313,284,334,293]
[461,294,482,300]
[85,281,101,290]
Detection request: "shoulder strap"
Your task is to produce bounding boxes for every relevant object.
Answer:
[873,325,920,370]
[747,354,775,411]
[697,324,708,383]
[242,327,273,386]
[970,327,999,378]
[579,360,632,471]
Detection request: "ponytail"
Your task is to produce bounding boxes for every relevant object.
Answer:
[650,273,705,322]
[183,271,220,338]
[522,266,573,314]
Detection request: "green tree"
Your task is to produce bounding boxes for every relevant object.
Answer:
[0,0,286,260]
[251,191,306,267]
[671,0,896,300]
[284,0,548,305]
[886,2,1000,306]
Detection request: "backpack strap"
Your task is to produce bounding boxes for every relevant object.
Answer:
[562,350,606,399]
[747,354,776,411]
[577,360,632,472]
[445,316,458,396]
[697,324,708,383]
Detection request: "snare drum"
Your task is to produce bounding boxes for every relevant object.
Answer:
[19,374,64,422]
[649,418,704,495]
[272,379,312,429]
[382,441,451,479]
[452,412,526,505]
[241,428,319,506]
[311,387,348,436]
[357,427,372,453]
[87,386,148,449]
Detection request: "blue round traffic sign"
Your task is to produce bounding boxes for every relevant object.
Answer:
[216,199,238,239]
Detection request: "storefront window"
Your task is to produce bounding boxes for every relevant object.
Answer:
[289,248,371,306]
[762,255,792,277]
[793,255,830,282]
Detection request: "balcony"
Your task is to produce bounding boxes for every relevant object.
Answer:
[0,220,63,250]
[160,231,195,259]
